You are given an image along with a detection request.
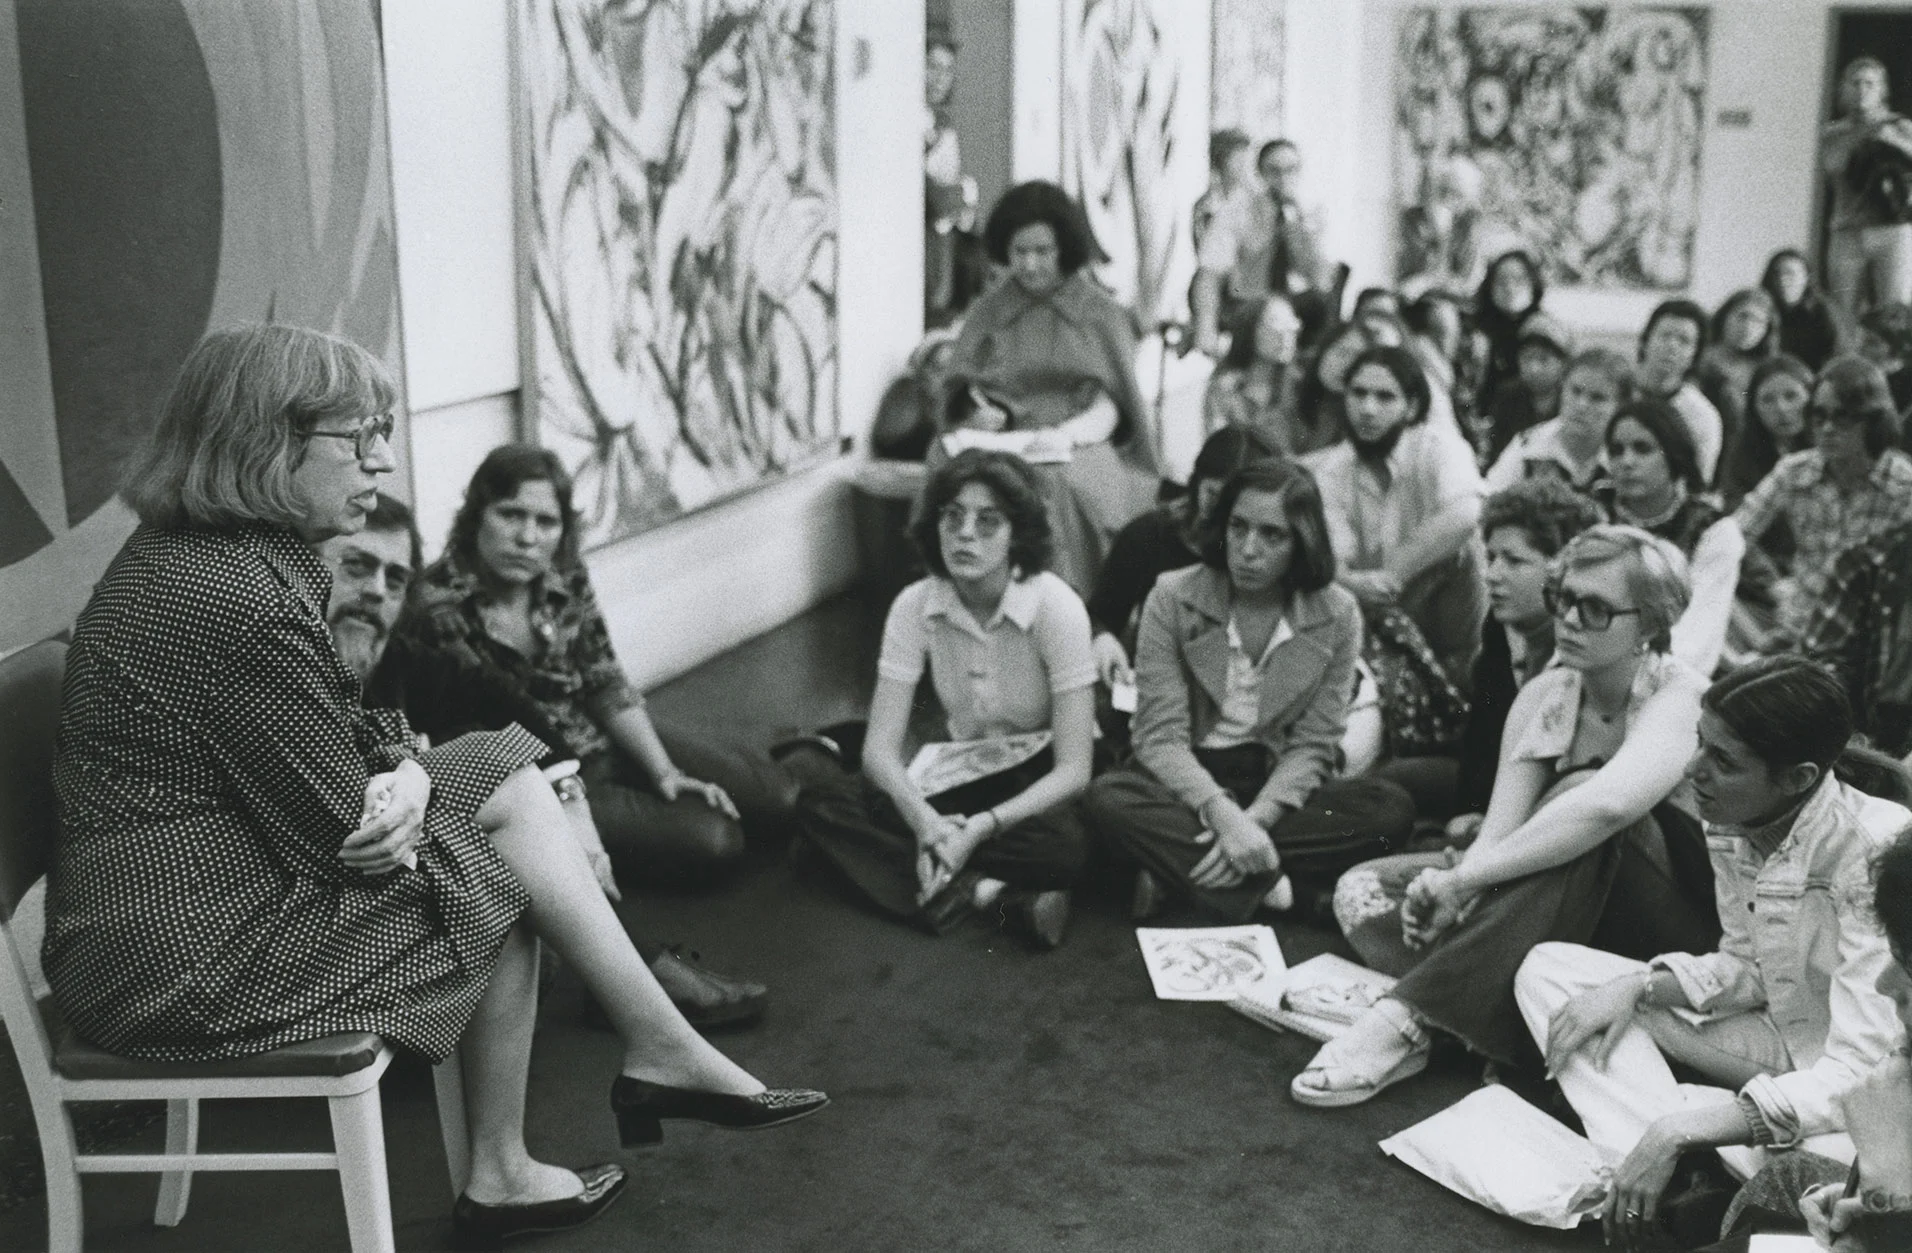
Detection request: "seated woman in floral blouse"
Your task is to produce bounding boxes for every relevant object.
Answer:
[401,445,797,888]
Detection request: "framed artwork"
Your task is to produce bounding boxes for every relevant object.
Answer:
[1394,5,1709,293]
[0,0,406,657]
[514,0,841,549]
[1210,0,1284,149]
[1060,0,1208,326]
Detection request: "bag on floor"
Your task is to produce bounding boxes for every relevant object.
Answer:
[1378,1085,1609,1230]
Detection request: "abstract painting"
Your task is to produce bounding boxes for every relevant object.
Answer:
[1136,925,1285,1001]
[1210,0,1283,148]
[0,0,406,656]
[516,0,840,548]
[1060,0,1206,326]
[1394,5,1707,293]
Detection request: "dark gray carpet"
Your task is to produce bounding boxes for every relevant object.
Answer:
[0,594,1606,1250]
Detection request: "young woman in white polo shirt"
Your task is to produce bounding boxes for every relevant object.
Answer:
[793,449,1097,948]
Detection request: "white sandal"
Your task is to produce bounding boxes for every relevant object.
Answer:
[1289,1000,1431,1108]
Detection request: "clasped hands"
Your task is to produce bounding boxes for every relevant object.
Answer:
[341,759,431,875]
[1188,797,1283,890]
[1400,862,1473,950]
[914,809,1002,905]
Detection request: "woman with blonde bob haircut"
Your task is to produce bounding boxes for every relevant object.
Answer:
[48,325,825,1248]
[1301,525,1720,1108]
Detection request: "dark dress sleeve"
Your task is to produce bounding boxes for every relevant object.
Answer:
[370,635,566,764]
[1087,509,1195,643]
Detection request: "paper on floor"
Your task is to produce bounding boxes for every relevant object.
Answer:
[1747,1237,1820,1251]
[1135,925,1285,1001]
[1229,952,1396,1042]
[1379,1085,1610,1230]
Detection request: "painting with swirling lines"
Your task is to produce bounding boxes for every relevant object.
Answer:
[516,0,840,547]
[1136,925,1286,1001]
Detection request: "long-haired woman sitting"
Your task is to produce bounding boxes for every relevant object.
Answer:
[793,449,1096,947]
[1306,526,1716,1107]
[1082,459,1415,923]
[1517,656,1909,1249]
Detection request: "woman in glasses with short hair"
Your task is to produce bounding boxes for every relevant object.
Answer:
[792,448,1097,947]
[1299,525,1717,1108]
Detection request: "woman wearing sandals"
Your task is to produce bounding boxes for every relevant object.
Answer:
[1516,656,1909,1251]
[793,449,1096,947]
[1302,526,1716,1108]
[1082,459,1415,923]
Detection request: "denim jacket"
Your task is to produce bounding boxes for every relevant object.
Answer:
[1652,777,1911,1145]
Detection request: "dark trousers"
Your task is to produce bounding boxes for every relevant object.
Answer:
[1082,743,1415,923]
[583,720,798,892]
[1372,755,1463,823]
[794,752,1090,928]
[1342,793,1721,1067]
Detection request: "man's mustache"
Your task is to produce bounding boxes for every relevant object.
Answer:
[328,605,388,639]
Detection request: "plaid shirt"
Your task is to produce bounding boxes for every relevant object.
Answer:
[1802,521,1912,758]
[399,551,642,761]
[1733,448,1912,632]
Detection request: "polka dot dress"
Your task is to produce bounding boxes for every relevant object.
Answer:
[44,524,540,1064]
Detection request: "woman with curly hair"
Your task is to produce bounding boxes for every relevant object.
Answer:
[793,449,1097,947]
[941,180,1162,594]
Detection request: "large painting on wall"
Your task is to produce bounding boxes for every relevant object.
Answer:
[0,0,406,657]
[1394,5,1708,293]
[1210,0,1283,149]
[1060,0,1209,327]
[515,0,840,548]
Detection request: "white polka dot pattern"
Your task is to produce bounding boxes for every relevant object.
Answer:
[44,524,537,1064]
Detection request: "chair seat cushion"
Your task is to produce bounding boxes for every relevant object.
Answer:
[51,1012,384,1080]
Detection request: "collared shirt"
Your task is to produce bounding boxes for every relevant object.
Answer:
[1301,420,1484,572]
[1803,521,1912,757]
[1200,614,1295,749]
[1483,418,1606,494]
[877,572,1095,741]
[1734,448,1912,633]
[1196,184,1278,301]
[1652,778,1910,1147]
[400,551,642,761]
[1503,650,1702,774]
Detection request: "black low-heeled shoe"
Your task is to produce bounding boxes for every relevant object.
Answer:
[610,1075,829,1146]
[450,1162,627,1250]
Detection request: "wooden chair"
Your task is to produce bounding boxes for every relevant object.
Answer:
[0,641,468,1251]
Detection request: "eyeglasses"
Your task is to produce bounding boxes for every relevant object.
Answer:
[303,413,395,461]
[1543,585,1640,631]
[938,505,1007,537]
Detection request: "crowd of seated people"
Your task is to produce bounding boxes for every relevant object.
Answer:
[43,136,1912,1251]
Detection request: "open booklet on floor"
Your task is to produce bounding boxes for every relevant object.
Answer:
[1227,952,1396,1042]
[1135,925,1286,1001]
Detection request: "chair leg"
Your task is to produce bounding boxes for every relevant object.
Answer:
[328,1088,397,1253]
[153,1097,199,1226]
[432,1052,470,1198]
[40,1102,83,1253]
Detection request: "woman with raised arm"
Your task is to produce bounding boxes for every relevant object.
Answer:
[793,449,1097,947]
[43,326,824,1249]
[1302,526,1714,1108]
[1516,657,1909,1251]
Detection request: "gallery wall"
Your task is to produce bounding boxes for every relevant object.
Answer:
[383,0,922,688]
[1290,0,1835,335]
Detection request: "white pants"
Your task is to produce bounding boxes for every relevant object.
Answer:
[1513,942,1854,1178]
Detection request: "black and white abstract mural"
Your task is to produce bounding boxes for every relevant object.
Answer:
[1394,5,1708,293]
[515,0,841,548]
